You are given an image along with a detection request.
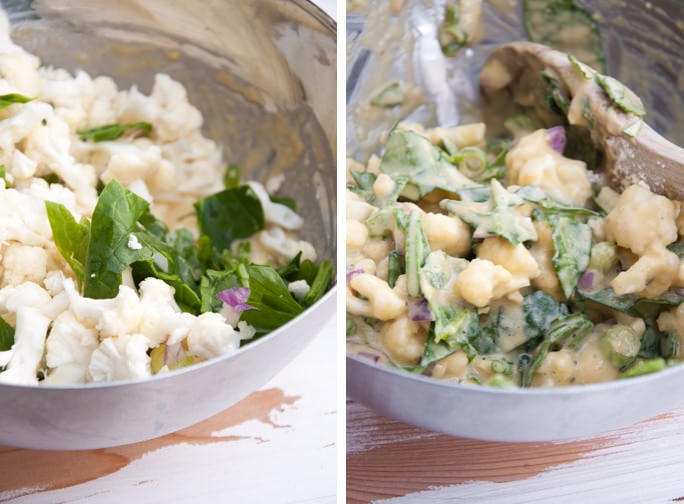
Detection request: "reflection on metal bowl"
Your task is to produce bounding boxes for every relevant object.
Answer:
[0,0,336,450]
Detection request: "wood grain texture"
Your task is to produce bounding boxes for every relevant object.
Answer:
[0,388,298,499]
[0,314,336,503]
[347,400,684,504]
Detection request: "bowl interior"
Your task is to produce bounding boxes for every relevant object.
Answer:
[0,0,336,450]
[346,0,684,441]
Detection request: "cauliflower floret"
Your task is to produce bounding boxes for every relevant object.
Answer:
[529,220,563,299]
[186,312,240,360]
[603,184,679,298]
[248,181,303,231]
[157,134,223,194]
[506,129,592,206]
[0,282,66,385]
[454,258,529,308]
[288,279,310,302]
[99,143,167,187]
[21,108,98,211]
[604,184,678,255]
[63,278,144,338]
[43,310,99,385]
[380,316,429,366]
[0,306,50,385]
[137,277,195,347]
[657,303,684,359]
[255,227,317,264]
[347,191,376,222]
[85,75,120,126]
[610,247,679,298]
[0,13,40,96]
[0,185,54,246]
[1,244,47,287]
[347,272,406,321]
[38,67,96,129]
[477,236,540,280]
[88,333,152,382]
[346,219,368,250]
[421,212,471,258]
[10,149,37,181]
[118,73,203,143]
[0,101,53,166]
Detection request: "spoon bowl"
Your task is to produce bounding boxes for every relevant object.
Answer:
[479,41,684,200]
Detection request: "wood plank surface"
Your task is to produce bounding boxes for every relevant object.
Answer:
[347,400,684,503]
[0,316,337,503]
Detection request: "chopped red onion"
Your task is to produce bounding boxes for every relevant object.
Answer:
[346,269,364,283]
[546,126,566,153]
[358,352,381,363]
[578,269,595,290]
[408,297,434,322]
[217,287,256,314]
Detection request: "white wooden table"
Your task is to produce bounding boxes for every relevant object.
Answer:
[0,313,336,503]
[347,399,684,503]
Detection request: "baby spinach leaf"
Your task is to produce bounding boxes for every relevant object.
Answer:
[45,200,91,289]
[83,180,154,299]
[516,185,600,216]
[549,214,592,299]
[0,93,32,110]
[77,121,153,142]
[394,206,431,297]
[239,264,304,332]
[194,186,264,253]
[521,312,592,387]
[0,317,14,351]
[441,180,537,245]
[522,290,569,341]
[380,129,479,200]
[200,269,242,313]
[523,0,605,73]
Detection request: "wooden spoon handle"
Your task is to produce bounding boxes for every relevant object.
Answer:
[606,124,684,201]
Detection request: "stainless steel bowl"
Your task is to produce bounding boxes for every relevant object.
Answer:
[346,0,684,442]
[0,0,336,450]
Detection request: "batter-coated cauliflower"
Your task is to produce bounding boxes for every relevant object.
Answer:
[453,258,529,308]
[604,184,679,298]
[604,184,678,255]
[506,129,592,206]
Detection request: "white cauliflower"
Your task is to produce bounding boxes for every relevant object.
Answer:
[62,278,144,338]
[186,312,240,360]
[38,67,96,129]
[22,108,99,211]
[288,279,310,302]
[137,277,195,347]
[118,73,203,143]
[1,244,47,287]
[99,143,166,187]
[255,227,317,264]
[248,180,303,230]
[0,13,40,96]
[0,281,67,385]
[88,333,152,382]
[43,310,99,385]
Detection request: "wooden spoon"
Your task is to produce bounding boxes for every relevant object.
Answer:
[478,41,684,201]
